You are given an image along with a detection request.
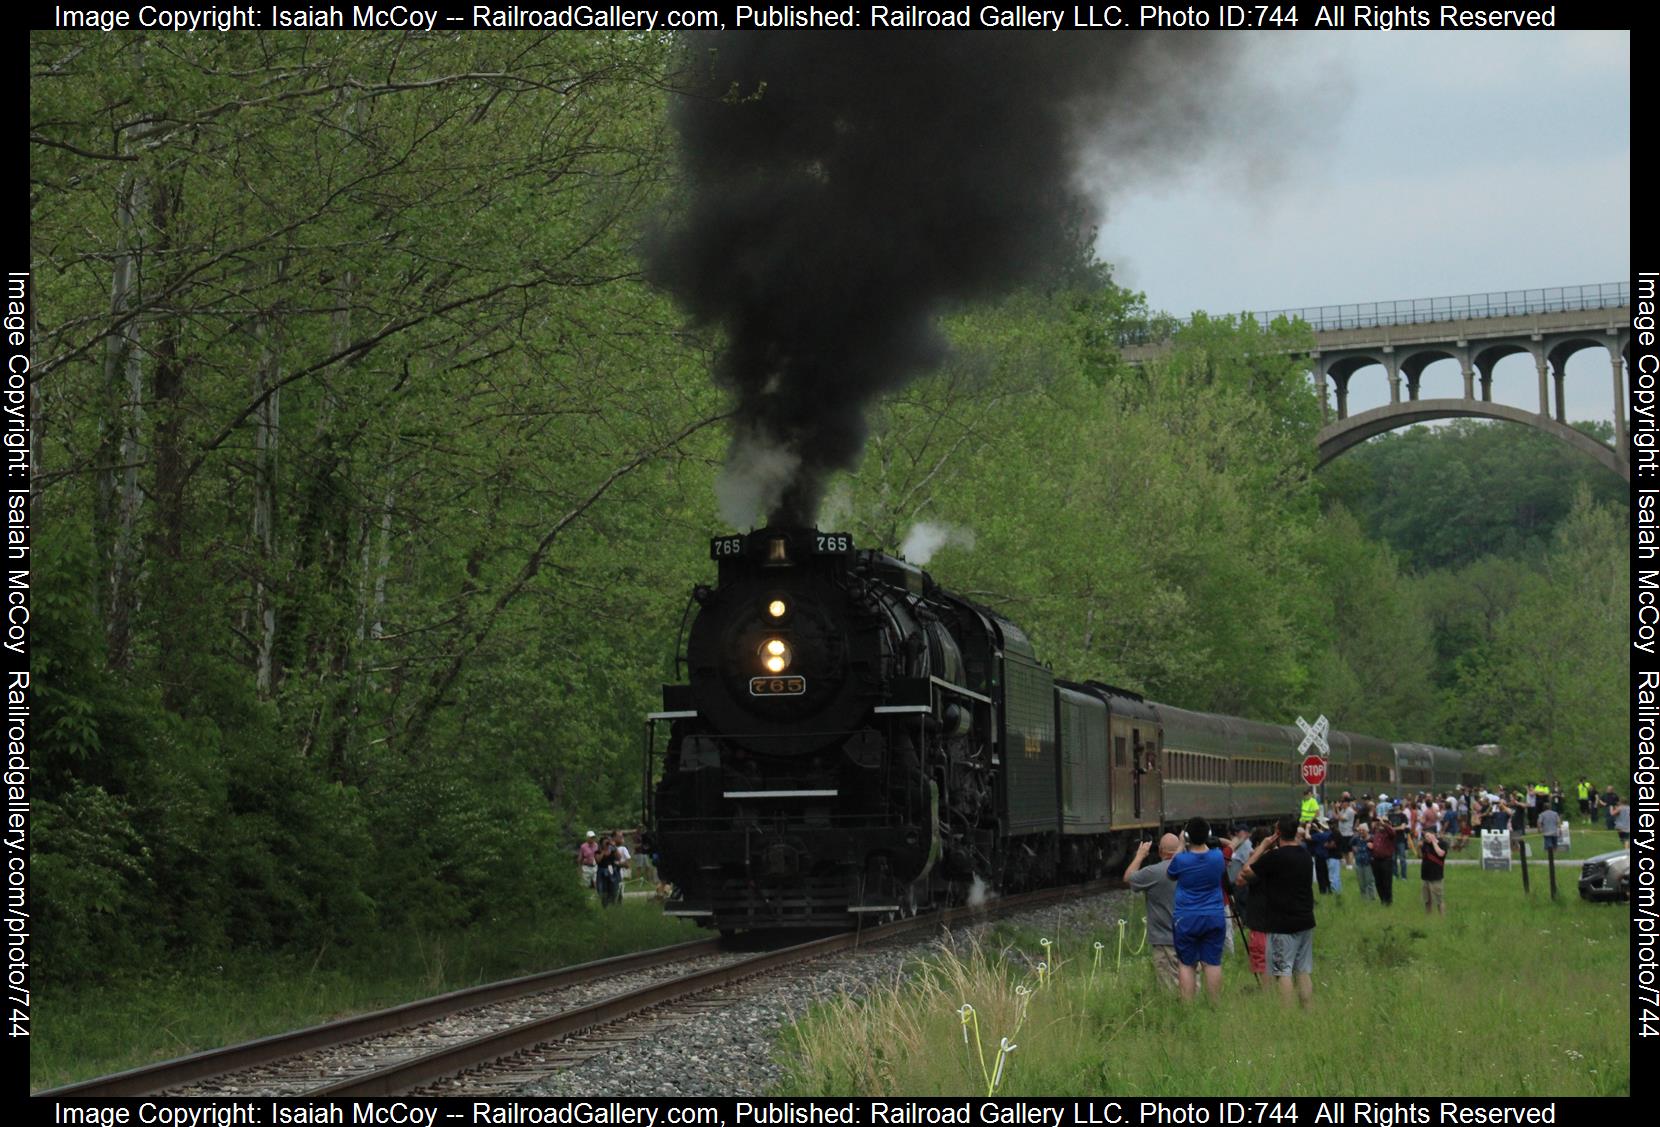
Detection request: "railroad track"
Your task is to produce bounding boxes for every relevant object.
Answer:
[35,938,727,1098]
[41,879,1121,1099]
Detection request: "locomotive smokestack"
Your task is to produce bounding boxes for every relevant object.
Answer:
[646,33,1278,528]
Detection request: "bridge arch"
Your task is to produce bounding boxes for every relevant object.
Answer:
[1316,399,1627,481]
[1397,347,1467,400]
[1118,282,1632,476]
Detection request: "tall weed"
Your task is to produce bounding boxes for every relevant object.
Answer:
[779,867,1629,1096]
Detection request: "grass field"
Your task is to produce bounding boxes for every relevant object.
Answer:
[33,840,1627,1094]
[30,894,701,1092]
[1494,823,1623,858]
[777,851,1631,1097]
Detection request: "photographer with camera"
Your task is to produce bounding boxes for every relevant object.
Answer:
[1240,816,1317,1009]
[1125,833,1182,991]
[1230,825,1272,989]
[1419,825,1448,915]
[1369,811,1402,906]
[1166,817,1229,1003]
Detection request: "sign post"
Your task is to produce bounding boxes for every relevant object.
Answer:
[1301,756,1327,787]
[1295,714,1330,811]
[1480,830,1512,871]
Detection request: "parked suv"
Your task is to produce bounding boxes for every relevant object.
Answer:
[1578,849,1629,902]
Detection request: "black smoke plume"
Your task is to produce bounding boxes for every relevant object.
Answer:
[646,34,1255,529]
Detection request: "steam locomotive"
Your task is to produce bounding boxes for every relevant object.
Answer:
[645,527,1472,932]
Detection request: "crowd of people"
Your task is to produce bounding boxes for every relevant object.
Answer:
[576,829,636,906]
[1126,815,1330,1008]
[567,776,1629,989]
[1124,777,1626,1008]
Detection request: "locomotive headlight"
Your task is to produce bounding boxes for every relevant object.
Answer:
[761,637,791,673]
[768,599,787,618]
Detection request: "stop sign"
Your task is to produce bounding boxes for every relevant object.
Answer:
[1301,756,1327,786]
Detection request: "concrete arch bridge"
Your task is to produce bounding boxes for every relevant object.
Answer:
[1125,283,1632,482]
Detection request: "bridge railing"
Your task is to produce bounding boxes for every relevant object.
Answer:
[1117,281,1630,345]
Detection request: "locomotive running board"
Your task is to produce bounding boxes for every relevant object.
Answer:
[722,789,839,798]
[931,676,992,703]
[848,905,901,913]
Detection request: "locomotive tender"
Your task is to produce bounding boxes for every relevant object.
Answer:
[645,527,1467,931]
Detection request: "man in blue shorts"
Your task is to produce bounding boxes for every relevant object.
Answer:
[1167,816,1228,1003]
[1241,816,1317,1009]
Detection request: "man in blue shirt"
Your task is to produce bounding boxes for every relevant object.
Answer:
[1167,816,1228,1003]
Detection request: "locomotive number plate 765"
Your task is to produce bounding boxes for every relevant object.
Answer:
[750,676,806,696]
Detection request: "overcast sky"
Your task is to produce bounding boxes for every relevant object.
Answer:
[1093,30,1631,428]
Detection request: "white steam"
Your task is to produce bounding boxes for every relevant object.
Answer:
[818,480,855,531]
[967,874,995,909]
[900,522,976,565]
[716,434,800,529]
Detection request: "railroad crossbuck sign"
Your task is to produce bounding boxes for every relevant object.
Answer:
[1296,714,1329,786]
[1296,714,1329,756]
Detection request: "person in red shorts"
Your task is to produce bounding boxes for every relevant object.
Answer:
[1231,825,1272,988]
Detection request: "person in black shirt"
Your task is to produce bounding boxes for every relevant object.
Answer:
[594,838,621,907]
[1388,804,1411,881]
[1420,828,1447,915]
[1308,821,1333,894]
[1241,816,1317,1008]
[1369,817,1402,905]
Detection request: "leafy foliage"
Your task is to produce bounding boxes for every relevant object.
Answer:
[823,290,1328,720]
[1320,420,1625,571]
[30,31,722,985]
[1438,494,1629,782]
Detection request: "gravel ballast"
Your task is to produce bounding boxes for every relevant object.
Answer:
[518,889,1134,1098]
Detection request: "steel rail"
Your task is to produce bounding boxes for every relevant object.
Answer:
[310,878,1119,1097]
[36,937,724,1097]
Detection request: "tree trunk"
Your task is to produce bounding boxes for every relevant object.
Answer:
[299,269,360,777]
[94,167,147,670]
[252,288,282,698]
[366,482,395,644]
[146,179,190,710]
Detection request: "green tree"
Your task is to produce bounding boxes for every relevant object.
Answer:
[1443,493,1629,781]
[30,30,727,980]
[1302,506,1437,739]
[1321,420,1626,570]
[826,288,1330,722]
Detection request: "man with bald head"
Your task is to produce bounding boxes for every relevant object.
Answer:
[1125,833,1182,991]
